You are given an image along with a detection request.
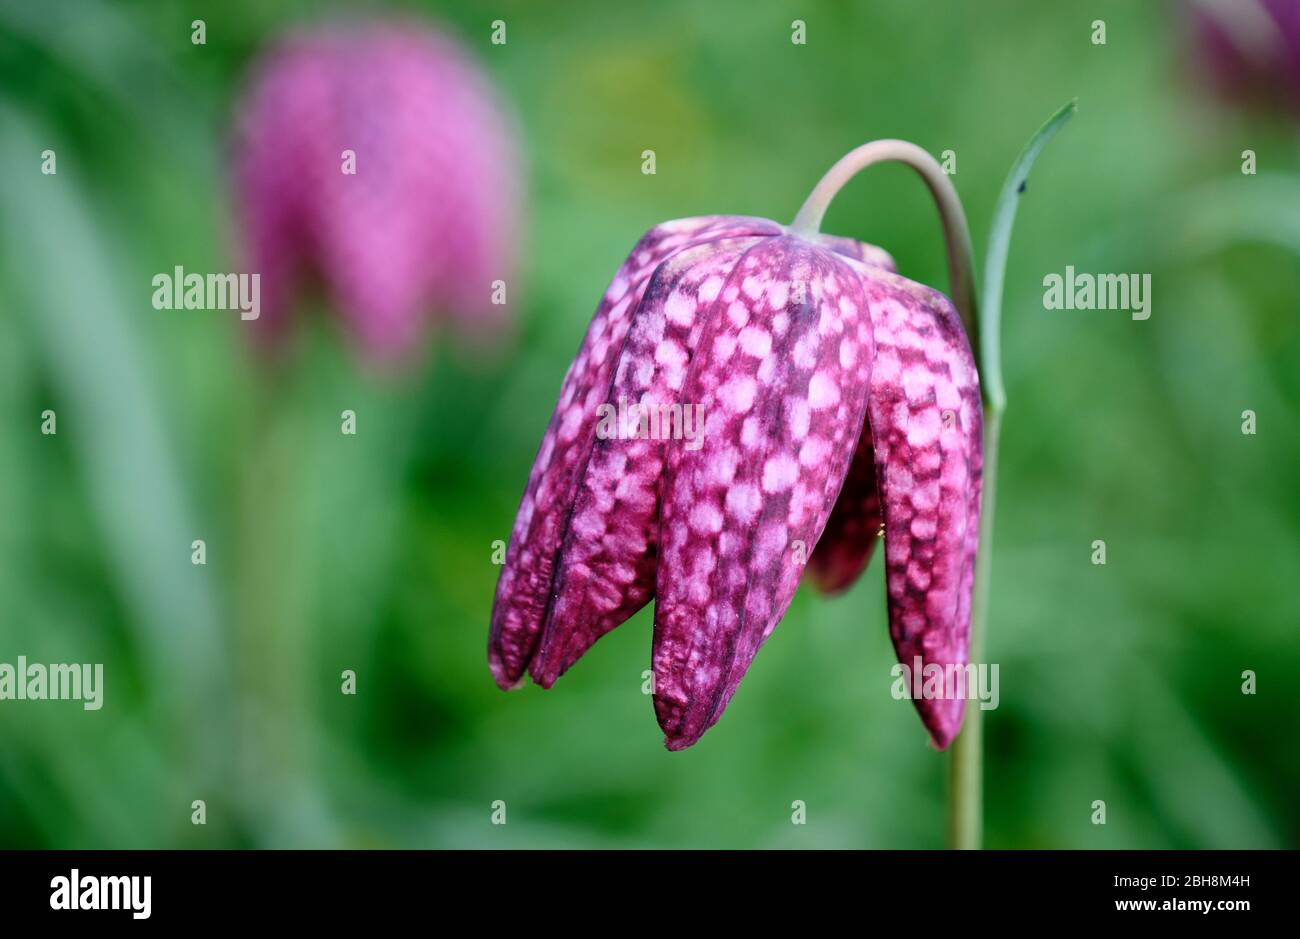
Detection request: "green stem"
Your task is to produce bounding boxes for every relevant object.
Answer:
[948,406,1000,849]
[947,100,1075,849]
[792,107,1073,849]
[234,371,315,844]
[790,139,981,367]
[793,140,986,849]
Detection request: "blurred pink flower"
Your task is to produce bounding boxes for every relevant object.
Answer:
[232,19,520,361]
[1189,0,1300,116]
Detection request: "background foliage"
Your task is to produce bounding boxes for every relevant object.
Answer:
[0,0,1296,848]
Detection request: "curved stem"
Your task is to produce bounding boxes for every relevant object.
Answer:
[794,107,1074,851]
[793,139,986,849]
[790,140,981,381]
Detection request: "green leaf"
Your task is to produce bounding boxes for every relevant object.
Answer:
[979,100,1077,411]
[0,100,230,729]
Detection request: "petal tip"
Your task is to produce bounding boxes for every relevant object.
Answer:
[928,728,956,751]
[924,702,966,751]
[805,565,855,596]
[527,657,560,690]
[488,656,525,691]
[663,734,696,752]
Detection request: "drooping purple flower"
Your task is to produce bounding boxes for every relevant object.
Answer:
[1189,0,1300,115]
[232,19,519,361]
[489,215,982,750]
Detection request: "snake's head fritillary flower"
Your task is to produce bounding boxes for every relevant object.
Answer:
[233,19,519,362]
[489,190,983,749]
[1189,0,1300,116]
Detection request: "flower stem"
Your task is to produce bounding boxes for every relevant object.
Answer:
[948,101,1076,849]
[790,139,981,369]
[793,141,986,849]
[949,406,999,849]
[793,106,1074,850]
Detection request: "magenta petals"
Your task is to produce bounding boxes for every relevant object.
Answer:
[528,236,770,689]
[652,239,875,749]
[488,217,782,689]
[490,216,982,750]
[858,275,983,748]
[232,20,519,362]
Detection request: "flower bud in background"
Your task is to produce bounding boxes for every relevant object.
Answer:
[1187,0,1300,116]
[232,20,520,362]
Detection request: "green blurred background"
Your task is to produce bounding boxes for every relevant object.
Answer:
[1,0,1297,848]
